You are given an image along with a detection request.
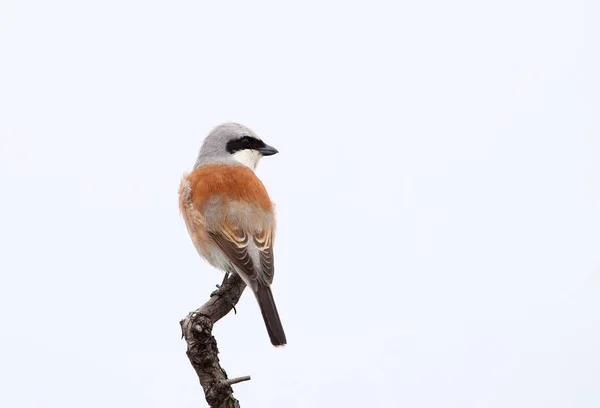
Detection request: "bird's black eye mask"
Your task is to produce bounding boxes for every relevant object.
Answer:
[226,136,266,154]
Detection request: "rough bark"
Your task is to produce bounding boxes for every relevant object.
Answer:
[180,273,249,408]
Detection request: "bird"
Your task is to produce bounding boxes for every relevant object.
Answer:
[178,122,286,346]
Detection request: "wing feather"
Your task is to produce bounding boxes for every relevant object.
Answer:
[209,223,275,285]
[254,231,274,284]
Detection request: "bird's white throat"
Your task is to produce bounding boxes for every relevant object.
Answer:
[232,149,261,171]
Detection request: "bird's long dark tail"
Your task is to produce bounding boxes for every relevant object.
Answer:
[255,284,287,346]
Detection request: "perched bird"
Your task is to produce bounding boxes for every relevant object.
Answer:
[178,123,286,346]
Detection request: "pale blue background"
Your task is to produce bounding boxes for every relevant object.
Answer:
[1,1,599,407]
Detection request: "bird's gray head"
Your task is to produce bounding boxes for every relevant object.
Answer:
[194,122,278,171]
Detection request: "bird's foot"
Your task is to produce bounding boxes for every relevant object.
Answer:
[210,272,231,297]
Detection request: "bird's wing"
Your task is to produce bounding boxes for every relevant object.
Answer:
[209,222,275,285]
[253,228,275,285]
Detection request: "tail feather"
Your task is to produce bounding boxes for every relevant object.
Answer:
[255,284,287,346]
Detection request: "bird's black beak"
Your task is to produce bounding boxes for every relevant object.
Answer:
[258,143,279,156]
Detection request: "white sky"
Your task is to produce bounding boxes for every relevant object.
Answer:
[1,1,599,407]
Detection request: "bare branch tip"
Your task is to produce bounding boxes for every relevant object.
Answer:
[223,376,251,387]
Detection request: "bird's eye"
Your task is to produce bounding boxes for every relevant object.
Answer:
[241,137,251,147]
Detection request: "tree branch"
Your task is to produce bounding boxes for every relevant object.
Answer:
[180,273,248,408]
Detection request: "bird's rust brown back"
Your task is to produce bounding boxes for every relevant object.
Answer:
[184,164,273,212]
